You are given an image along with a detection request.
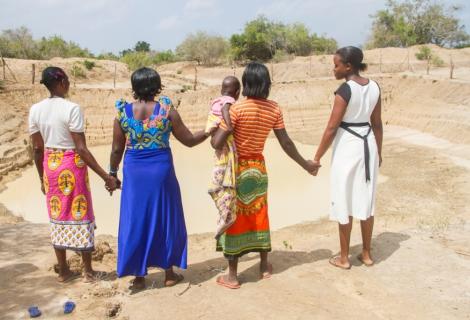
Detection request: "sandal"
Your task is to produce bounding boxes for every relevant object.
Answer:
[164,273,184,287]
[216,275,241,289]
[129,278,146,293]
[329,256,351,270]
[357,254,374,267]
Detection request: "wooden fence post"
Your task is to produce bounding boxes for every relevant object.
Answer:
[32,63,36,84]
[1,56,5,80]
[113,63,117,89]
[450,54,454,79]
[193,65,198,91]
[379,49,382,73]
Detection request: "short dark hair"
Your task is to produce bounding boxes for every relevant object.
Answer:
[40,66,67,90]
[242,62,271,99]
[131,67,162,101]
[336,46,367,71]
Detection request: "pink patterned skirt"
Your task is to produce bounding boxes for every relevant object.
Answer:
[43,149,95,251]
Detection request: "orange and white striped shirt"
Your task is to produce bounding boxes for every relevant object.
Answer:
[220,98,285,156]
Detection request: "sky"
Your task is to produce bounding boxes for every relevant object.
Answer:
[1,0,469,54]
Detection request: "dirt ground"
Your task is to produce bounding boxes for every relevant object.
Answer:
[0,46,470,319]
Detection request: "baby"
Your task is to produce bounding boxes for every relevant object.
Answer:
[206,76,241,239]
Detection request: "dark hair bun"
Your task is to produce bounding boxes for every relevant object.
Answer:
[336,46,367,72]
[40,66,67,89]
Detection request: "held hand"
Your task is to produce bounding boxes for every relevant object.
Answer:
[305,160,321,176]
[105,175,121,195]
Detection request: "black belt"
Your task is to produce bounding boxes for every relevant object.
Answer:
[339,121,372,182]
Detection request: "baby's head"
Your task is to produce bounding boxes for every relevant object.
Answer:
[221,76,241,100]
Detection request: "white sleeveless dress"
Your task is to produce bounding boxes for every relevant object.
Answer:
[330,79,380,224]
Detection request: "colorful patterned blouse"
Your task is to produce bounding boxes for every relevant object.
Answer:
[116,96,173,150]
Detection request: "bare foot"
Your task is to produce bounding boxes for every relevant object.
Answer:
[260,262,273,279]
[164,272,184,287]
[58,270,80,283]
[329,256,351,270]
[216,275,240,289]
[357,252,374,266]
[83,270,107,283]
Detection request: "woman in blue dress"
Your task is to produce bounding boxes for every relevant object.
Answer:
[109,67,211,291]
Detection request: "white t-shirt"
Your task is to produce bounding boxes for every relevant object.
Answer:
[28,97,85,149]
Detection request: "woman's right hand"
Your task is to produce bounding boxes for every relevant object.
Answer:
[105,175,121,195]
[305,160,321,176]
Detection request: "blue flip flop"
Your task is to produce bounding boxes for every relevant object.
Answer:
[28,306,41,318]
[64,301,75,314]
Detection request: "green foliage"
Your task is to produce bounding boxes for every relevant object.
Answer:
[431,55,444,67]
[230,16,337,62]
[415,46,444,67]
[180,84,192,93]
[152,50,176,65]
[134,41,151,52]
[415,46,432,60]
[454,42,470,49]
[83,60,96,70]
[0,26,39,59]
[71,64,86,78]
[272,50,292,63]
[367,0,470,48]
[0,27,93,60]
[96,52,119,61]
[311,34,338,54]
[176,32,228,65]
[120,51,153,71]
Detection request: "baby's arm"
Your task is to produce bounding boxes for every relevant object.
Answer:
[221,103,233,132]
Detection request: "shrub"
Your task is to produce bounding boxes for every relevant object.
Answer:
[71,64,86,78]
[415,46,432,60]
[83,60,96,70]
[120,51,153,71]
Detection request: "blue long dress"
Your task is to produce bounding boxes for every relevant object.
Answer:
[116,96,187,277]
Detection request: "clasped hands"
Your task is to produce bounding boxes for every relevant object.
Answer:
[305,159,321,176]
[105,175,121,195]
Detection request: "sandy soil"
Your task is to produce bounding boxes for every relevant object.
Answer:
[0,47,470,319]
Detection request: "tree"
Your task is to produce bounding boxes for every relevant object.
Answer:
[367,0,470,48]
[120,51,153,71]
[37,36,92,59]
[176,32,228,65]
[134,41,151,52]
[152,50,176,65]
[285,23,313,56]
[0,26,38,59]
[230,16,338,61]
[0,27,93,59]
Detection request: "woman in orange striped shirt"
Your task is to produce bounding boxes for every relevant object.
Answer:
[211,62,320,289]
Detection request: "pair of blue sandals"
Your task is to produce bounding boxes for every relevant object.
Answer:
[28,301,75,318]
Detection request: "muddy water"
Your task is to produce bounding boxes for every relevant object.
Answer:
[0,139,331,236]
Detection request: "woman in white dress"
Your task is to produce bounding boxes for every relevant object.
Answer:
[313,46,383,269]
